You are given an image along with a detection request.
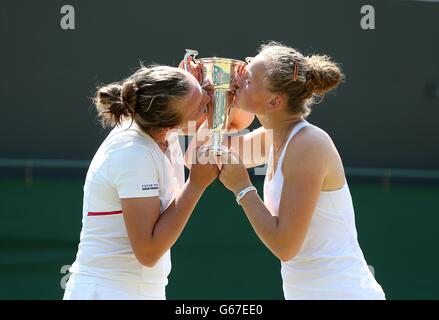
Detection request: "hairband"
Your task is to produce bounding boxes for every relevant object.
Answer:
[293,60,299,81]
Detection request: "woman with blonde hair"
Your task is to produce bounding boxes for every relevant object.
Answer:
[218,42,386,300]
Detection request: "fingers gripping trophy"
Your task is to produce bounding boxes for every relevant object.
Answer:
[183,49,246,156]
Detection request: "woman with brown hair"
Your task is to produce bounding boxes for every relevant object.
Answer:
[63,63,252,300]
[218,42,386,299]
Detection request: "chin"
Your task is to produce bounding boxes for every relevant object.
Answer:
[233,98,244,110]
[229,107,255,131]
[235,102,255,114]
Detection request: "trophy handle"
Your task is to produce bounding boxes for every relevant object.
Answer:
[183,49,199,72]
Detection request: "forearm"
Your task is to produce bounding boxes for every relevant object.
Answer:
[225,127,267,168]
[184,135,199,170]
[148,179,205,256]
[184,120,209,169]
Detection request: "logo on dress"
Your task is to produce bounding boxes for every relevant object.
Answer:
[142,183,159,191]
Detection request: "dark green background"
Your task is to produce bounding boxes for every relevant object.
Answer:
[1,0,438,168]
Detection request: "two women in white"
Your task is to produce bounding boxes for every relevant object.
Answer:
[65,41,385,300]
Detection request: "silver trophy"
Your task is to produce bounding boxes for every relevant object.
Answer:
[183,49,246,155]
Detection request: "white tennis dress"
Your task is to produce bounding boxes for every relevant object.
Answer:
[64,120,184,300]
[263,120,385,300]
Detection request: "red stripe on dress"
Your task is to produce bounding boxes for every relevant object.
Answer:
[87,210,123,216]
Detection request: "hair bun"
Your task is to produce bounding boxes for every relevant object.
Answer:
[305,55,343,96]
[95,82,131,127]
[121,80,139,113]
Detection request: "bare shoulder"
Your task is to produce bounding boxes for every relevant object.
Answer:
[290,124,334,153]
[282,123,345,191]
[282,124,335,173]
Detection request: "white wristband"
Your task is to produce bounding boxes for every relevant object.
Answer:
[236,186,257,205]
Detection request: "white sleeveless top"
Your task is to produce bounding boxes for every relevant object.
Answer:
[263,120,385,300]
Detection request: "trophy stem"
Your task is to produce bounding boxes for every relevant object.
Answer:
[212,130,221,149]
[209,130,228,156]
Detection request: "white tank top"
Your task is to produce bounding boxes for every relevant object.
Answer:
[263,120,385,300]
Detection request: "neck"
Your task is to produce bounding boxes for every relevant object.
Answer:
[149,128,169,150]
[256,112,303,149]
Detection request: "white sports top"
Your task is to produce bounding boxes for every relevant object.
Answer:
[69,120,184,288]
[263,120,385,299]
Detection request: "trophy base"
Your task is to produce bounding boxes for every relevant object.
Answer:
[199,144,229,157]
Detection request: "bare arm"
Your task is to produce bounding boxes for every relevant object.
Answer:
[185,109,257,169]
[219,129,329,261]
[122,161,218,267]
[185,126,266,170]
[226,126,267,168]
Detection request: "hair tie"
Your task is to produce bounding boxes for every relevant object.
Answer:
[293,60,299,81]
